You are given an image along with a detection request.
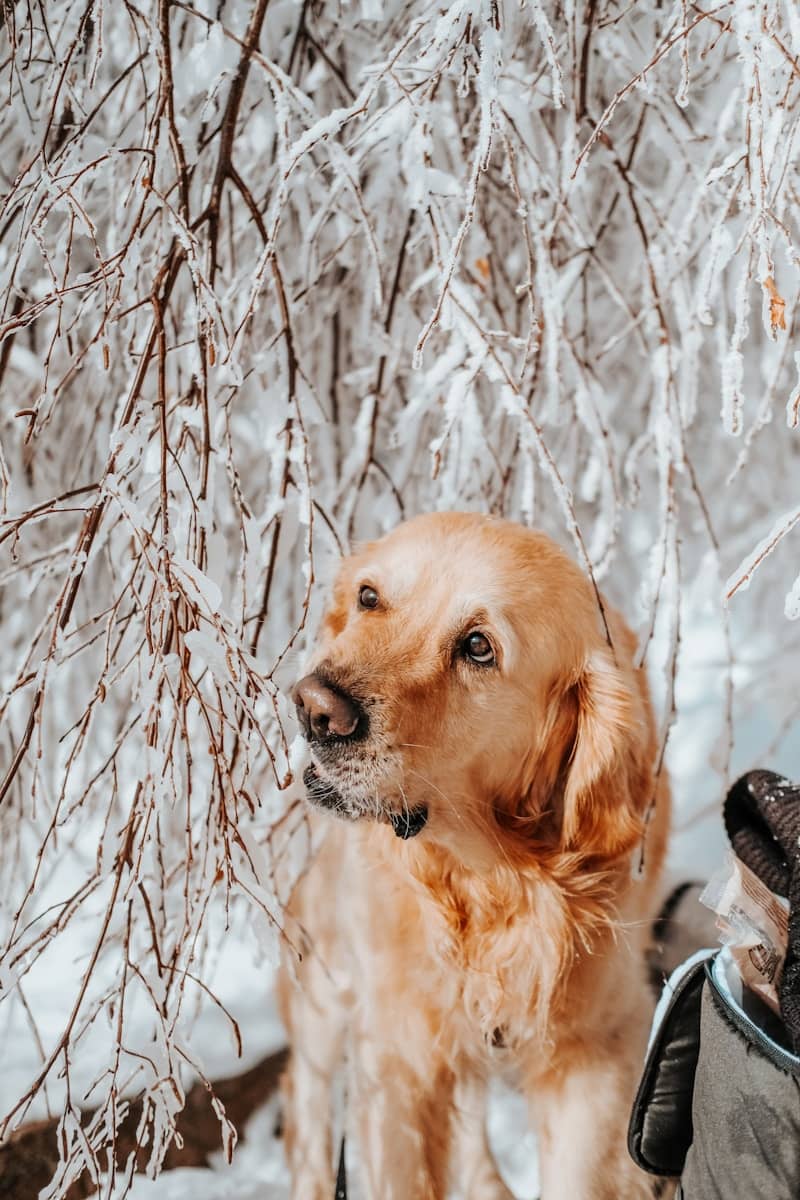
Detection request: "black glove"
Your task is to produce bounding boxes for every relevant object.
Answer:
[724,770,800,1052]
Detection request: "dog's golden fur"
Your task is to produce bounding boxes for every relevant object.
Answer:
[278,512,669,1199]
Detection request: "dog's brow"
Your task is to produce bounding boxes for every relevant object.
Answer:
[454,604,492,630]
[353,568,387,595]
[353,557,421,601]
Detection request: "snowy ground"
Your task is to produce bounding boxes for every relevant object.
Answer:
[3,607,799,1200]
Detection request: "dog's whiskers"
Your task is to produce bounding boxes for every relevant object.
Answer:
[405,767,461,818]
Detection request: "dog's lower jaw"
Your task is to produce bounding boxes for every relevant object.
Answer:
[302,764,428,838]
[302,763,360,819]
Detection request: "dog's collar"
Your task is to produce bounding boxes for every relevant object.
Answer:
[389,806,428,839]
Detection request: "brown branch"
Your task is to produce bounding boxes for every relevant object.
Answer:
[348,209,415,539]
[0,1049,288,1200]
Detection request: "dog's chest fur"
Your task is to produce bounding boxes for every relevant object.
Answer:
[349,830,611,1065]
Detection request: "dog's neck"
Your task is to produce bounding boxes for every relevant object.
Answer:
[382,816,628,951]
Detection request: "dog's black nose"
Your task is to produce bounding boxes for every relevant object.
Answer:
[293,675,363,741]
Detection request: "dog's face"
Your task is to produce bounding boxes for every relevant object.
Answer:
[293,512,648,864]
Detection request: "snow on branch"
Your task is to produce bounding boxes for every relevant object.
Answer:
[725,503,800,601]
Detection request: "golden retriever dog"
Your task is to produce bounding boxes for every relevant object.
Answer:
[277,512,669,1200]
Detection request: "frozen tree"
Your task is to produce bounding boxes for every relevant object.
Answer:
[1,0,799,1194]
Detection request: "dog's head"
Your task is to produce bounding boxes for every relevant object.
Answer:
[293,512,652,868]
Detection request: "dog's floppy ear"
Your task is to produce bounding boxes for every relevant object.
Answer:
[561,649,647,861]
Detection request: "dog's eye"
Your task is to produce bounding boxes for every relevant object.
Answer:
[358,585,380,610]
[463,631,495,666]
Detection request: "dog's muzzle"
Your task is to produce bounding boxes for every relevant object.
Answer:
[293,672,428,838]
[293,674,367,743]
